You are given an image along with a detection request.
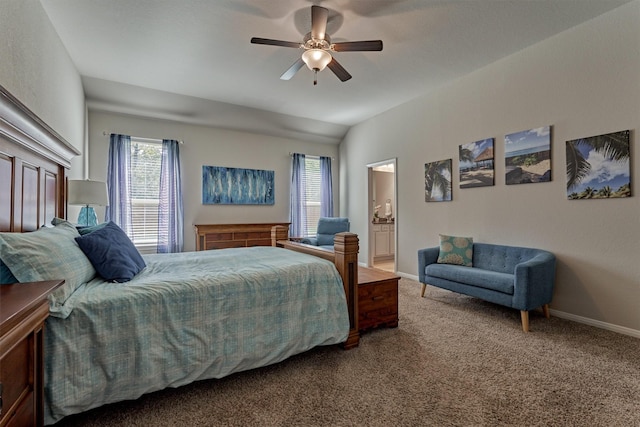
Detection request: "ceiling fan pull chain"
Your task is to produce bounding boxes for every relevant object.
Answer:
[314,69,318,85]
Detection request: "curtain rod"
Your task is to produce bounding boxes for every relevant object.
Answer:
[103,131,184,144]
[289,152,335,160]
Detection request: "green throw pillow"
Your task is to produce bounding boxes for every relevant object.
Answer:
[437,234,473,267]
[0,221,96,307]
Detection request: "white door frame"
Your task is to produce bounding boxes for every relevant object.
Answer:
[366,158,397,271]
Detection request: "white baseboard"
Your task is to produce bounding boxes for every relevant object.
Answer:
[549,309,640,339]
[397,272,419,281]
[393,270,640,339]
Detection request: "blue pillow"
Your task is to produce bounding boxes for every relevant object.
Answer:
[75,221,146,282]
[76,222,108,235]
[0,258,18,284]
[52,217,108,235]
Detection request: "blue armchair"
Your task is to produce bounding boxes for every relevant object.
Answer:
[301,217,350,249]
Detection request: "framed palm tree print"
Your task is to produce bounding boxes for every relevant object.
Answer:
[566,130,630,199]
[425,159,452,202]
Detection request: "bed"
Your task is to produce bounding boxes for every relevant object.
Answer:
[0,85,359,425]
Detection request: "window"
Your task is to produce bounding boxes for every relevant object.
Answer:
[290,153,332,239]
[130,138,162,252]
[107,134,183,254]
[302,156,321,237]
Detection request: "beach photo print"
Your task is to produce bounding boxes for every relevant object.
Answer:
[504,126,552,185]
[566,130,631,200]
[459,138,495,188]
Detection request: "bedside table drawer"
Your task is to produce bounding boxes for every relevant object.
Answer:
[1,280,63,427]
[0,336,32,422]
[4,392,34,427]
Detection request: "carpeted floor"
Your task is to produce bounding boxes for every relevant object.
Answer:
[55,278,640,426]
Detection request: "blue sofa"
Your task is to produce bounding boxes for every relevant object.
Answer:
[300,217,350,250]
[418,243,556,331]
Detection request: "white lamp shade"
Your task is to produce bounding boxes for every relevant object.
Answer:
[68,180,109,206]
[302,49,332,71]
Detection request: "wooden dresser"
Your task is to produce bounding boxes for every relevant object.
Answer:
[0,280,63,427]
[194,223,290,250]
[358,267,400,332]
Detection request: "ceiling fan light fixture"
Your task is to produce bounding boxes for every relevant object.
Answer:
[251,5,381,83]
[302,49,332,71]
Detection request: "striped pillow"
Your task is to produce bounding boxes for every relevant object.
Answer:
[0,220,96,307]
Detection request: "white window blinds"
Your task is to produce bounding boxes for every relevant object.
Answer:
[303,156,321,237]
[130,139,162,250]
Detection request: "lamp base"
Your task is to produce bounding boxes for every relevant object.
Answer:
[77,206,98,227]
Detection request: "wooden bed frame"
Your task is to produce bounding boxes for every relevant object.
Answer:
[0,84,360,349]
[271,225,360,349]
[0,85,78,233]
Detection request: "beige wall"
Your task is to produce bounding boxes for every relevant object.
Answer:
[0,0,85,170]
[341,1,640,334]
[87,111,339,252]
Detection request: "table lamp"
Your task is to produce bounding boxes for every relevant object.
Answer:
[68,179,109,226]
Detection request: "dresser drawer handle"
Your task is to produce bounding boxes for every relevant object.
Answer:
[372,296,384,301]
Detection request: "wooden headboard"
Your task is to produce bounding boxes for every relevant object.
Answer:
[0,85,79,232]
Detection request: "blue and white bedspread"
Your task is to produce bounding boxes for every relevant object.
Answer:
[44,246,349,425]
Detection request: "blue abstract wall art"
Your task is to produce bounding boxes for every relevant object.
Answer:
[202,165,274,205]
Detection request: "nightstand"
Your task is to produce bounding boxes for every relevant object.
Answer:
[0,280,63,427]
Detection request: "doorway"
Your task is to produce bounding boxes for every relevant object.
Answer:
[367,159,397,272]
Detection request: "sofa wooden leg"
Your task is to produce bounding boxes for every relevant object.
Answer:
[520,310,529,332]
[542,304,550,318]
[421,283,426,298]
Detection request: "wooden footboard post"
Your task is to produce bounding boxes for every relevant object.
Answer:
[333,232,360,349]
[271,225,289,245]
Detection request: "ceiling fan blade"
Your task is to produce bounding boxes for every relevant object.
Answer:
[251,37,301,49]
[332,40,383,52]
[327,58,352,82]
[311,5,328,40]
[280,58,305,80]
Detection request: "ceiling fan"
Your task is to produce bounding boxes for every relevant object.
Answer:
[251,5,383,85]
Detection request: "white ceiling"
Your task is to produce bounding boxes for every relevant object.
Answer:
[39,0,631,144]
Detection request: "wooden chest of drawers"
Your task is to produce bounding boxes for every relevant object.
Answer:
[358,267,399,331]
[0,280,63,427]
[194,223,290,250]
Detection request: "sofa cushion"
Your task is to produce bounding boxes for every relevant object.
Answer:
[426,264,514,295]
[472,243,541,274]
[437,234,473,267]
